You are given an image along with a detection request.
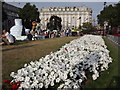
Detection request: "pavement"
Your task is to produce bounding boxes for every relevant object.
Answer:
[106,35,120,47]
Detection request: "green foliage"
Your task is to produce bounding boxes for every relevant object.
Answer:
[19,3,39,22]
[82,22,93,30]
[97,3,120,27]
[18,3,39,29]
[114,3,120,26]
[47,15,62,31]
[81,22,93,34]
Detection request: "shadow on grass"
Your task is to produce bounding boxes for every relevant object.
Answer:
[13,40,30,45]
[2,44,38,52]
[107,76,120,89]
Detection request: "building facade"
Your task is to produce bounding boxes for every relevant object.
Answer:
[39,6,92,30]
[2,2,20,30]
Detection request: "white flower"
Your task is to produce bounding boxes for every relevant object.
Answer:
[45,73,48,77]
[56,78,60,83]
[78,79,83,83]
[24,64,27,67]
[30,61,35,66]
[16,76,24,81]
[73,84,79,89]
[10,72,15,77]
[92,74,97,80]
[25,77,30,82]
[38,83,43,88]
[51,71,55,75]
[57,84,64,89]
[50,81,54,86]
[31,81,38,88]
[63,73,68,80]
[19,82,30,88]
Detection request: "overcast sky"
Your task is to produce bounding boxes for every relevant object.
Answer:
[7,2,118,24]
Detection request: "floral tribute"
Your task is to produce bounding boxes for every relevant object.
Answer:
[10,35,112,89]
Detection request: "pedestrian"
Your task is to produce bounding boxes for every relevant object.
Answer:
[66,28,69,37]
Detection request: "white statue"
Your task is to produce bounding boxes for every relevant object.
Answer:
[10,19,27,40]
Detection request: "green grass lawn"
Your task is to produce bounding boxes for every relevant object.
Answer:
[84,37,120,89]
[2,37,79,81]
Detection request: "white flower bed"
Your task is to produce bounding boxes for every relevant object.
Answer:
[10,35,112,89]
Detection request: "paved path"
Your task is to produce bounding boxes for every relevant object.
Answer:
[106,35,120,47]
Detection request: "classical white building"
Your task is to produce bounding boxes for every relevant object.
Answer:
[39,6,92,30]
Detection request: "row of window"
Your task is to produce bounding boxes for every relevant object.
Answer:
[40,13,91,16]
[41,17,91,22]
[41,7,91,12]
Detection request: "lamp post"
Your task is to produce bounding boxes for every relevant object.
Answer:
[104,2,107,8]
[103,2,107,36]
[79,17,81,29]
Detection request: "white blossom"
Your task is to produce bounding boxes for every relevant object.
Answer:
[38,83,43,88]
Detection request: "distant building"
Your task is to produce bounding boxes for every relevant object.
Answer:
[2,2,20,30]
[39,6,92,30]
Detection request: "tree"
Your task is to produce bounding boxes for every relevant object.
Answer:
[81,22,93,34]
[47,15,62,31]
[18,3,39,29]
[114,3,120,26]
[82,22,92,30]
[97,2,120,28]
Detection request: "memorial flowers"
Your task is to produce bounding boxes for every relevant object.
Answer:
[10,35,112,89]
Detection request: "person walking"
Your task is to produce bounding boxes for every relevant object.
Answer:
[66,28,70,37]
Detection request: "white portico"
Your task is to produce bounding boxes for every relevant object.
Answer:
[39,6,92,30]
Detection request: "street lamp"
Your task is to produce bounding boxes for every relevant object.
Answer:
[104,2,107,8]
[103,2,107,36]
[79,17,81,29]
